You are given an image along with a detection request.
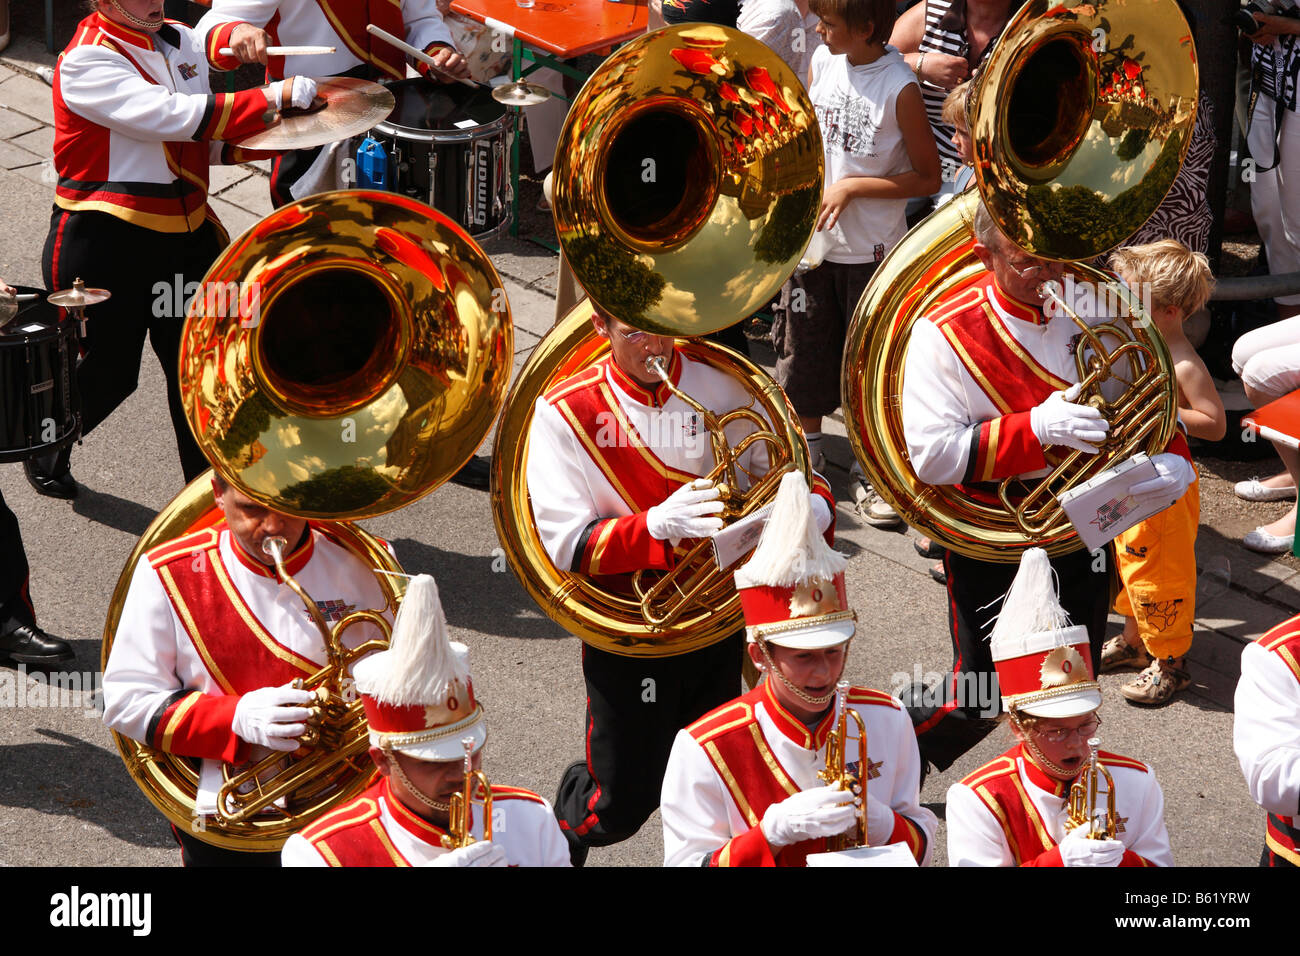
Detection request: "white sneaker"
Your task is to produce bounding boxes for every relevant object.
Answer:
[1243,527,1296,554]
[1234,478,1297,502]
[852,478,902,528]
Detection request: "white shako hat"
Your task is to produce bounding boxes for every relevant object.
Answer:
[733,470,855,650]
[352,574,487,761]
[989,548,1101,719]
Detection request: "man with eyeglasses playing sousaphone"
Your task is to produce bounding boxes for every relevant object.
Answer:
[526,302,837,865]
[946,548,1172,867]
[898,199,1197,775]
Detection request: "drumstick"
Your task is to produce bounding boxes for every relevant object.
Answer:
[365,24,481,88]
[219,45,337,56]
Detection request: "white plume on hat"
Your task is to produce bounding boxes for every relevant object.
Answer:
[352,573,469,706]
[987,547,1074,652]
[735,470,845,589]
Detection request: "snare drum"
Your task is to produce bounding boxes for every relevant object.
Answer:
[368,79,513,240]
[0,290,79,464]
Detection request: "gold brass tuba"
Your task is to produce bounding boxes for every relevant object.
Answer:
[818,681,868,851]
[1066,737,1119,839]
[491,303,809,657]
[491,24,823,657]
[102,191,513,850]
[841,0,1196,560]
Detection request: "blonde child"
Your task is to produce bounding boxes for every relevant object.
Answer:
[1101,239,1226,705]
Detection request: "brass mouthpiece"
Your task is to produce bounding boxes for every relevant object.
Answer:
[262,536,288,563]
[645,355,669,381]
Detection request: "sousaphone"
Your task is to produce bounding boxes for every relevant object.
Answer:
[493,25,822,656]
[102,191,513,849]
[842,0,1197,561]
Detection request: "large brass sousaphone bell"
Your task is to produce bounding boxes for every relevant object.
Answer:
[493,25,822,657]
[103,192,513,849]
[842,0,1196,561]
[551,24,824,336]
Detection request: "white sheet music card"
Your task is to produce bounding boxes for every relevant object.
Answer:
[711,502,774,570]
[1056,453,1171,552]
[806,844,919,867]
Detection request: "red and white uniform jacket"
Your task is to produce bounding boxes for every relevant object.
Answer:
[1234,613,1300,866]
[660,681,936,866]
[902,274,1192,489]
[102,524,389,814]
[946,743,1172,866]
[53,14,274,233]
[281,779,571,866]
[198,0,455,82]
[527,349,836,577]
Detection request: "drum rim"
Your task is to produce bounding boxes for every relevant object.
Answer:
[373,79,510,139]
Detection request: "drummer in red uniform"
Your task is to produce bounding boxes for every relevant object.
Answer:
[198,0,471,205]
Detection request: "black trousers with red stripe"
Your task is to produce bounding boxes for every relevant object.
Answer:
[0,488,37,637]
[42,209,221,483]
[554,633,744,850]
[904,546,1111,772]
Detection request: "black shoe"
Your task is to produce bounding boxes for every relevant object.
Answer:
[913,537,944,559]
[0,625,75,666]
[928,562,946,585]
[449,455,491,491]
[23,450,77,500]
[555,760,590,867]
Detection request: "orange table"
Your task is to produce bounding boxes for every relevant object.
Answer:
[450,0,648,234]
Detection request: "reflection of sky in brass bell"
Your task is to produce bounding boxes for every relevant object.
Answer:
[1048,121,1161,194]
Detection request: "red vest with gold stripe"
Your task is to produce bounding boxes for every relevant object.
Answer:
[960,745,1157,867]
[686,683,929,867]
[1257,619,1300,866]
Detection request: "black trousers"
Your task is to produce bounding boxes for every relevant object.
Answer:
[905,546,1111,771]
[42,209,222,483]
[0,489,36,636]
[171,825,281,867]
[554,632,744,849]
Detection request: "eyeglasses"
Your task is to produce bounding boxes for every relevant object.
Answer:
[1005,256,1053,281]
[612,326,651,346]
[1032,715,1101,745]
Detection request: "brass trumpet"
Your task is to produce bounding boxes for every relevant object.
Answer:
[1066,737,1118,840]
[817,681,868,851]
[442,736,493,850]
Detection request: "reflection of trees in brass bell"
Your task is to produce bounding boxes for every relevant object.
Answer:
[215,390,274,462]
[563,234,666,325]
[279,465,394,514]
[1023,129,1182,258]
[754,188,819,264]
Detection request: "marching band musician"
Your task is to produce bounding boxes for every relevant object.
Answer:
[660,471,936,866]
[38,0,315,492]
[1233,610,1300,867]
[527,304,837,864]
[102,473,391,866]
[198,0,471,205]
[282,574,570,867]
[898,198,1197,774]
[946,549,1173,867]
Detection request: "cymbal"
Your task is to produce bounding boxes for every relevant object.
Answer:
[492,81,552,107]
[47,280,110,310]
[233,77,395,150]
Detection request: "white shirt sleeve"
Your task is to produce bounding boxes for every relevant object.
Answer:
[280,832,330,867]
[58,46,225,142]
[945,782,1017,866]
[661,730,744,866]
[876,704,937,865]
[1235,641,1300,817]
[1124,770,1173,866]
[901,317,982,485]
[736,0,804,73]
[526,397,606,571]
[102,558,191,744]
[402,0,456,51]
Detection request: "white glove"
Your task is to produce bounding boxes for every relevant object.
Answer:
[1029,384,1109,453]
[426,841,508,867]
[232,683,315,752]
[267,76,318,111]
[646,478,725,544]
[1058,825,1125,867]
[863,792,896,846]
[760,784,858,849]
[1128,452,1196,500]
